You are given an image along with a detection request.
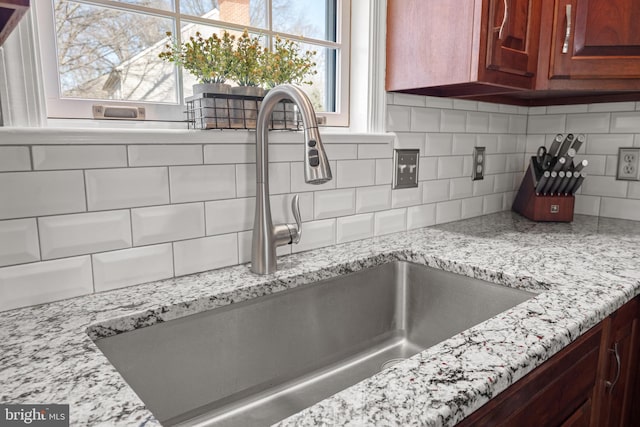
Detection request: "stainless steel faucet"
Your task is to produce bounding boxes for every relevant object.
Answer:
[251,85,332,275]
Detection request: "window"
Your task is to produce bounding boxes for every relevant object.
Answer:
[34,0,350,126]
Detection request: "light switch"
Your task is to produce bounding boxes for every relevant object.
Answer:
[393,149,419,189]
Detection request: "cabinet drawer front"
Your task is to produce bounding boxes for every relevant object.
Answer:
[458,324,602,426]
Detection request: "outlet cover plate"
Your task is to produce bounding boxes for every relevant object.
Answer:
[616,147,640,181]
[473,146,486,181]
[393,149,419,189]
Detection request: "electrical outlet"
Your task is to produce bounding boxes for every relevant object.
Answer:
[472,147,485,181]
[616,147,640,181]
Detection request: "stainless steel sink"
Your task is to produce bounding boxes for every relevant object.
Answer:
[95,261,534,426]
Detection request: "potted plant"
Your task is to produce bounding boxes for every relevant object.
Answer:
[159,30,235,95]
[263,35,317,128]
[160,30,236,128]
[229,30,267,128]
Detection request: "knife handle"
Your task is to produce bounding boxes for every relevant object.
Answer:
[542,171,558,195]
[535,171,551,194]
[549,171,566,195]
[570,134,585,153]
[570,172,587,195]
[548,134,564,157]
[557,171,573,194]
[556,133,574,159]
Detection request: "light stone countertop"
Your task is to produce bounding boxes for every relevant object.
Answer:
[1,212,639,426]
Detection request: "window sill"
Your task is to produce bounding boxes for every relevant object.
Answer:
[0,126,394,145]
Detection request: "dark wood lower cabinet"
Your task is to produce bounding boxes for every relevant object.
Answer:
[458,297,640,427]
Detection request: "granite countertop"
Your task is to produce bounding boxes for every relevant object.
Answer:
[1,212,639,426]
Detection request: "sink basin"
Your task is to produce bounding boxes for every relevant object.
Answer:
[95,261,534,426]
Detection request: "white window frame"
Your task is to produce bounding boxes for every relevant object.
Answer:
[32,0,351,126]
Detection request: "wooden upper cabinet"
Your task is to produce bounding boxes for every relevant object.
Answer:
[485,0,542,85]
[549,0,640,81]
[0,0,30,46]
[385,0,541,96]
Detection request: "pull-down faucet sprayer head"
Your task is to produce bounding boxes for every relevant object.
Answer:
[303,125,332,184]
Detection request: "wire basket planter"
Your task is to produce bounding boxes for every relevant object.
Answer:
[185,93,302,131]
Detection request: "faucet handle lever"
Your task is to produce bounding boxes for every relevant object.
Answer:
[289,194,302,244]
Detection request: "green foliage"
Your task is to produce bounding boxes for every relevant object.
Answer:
[263,35,317,88]
[159,31,235,84]
[159,30,316,88]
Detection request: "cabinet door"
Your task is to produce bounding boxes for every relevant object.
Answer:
[484,0,542,87]
[598,298,640,427]
[550,0,640,79]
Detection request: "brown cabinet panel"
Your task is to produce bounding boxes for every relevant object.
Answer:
[550,0,640,79]
[485,0,542,80]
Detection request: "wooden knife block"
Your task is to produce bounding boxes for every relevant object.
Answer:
[512,164,575,222]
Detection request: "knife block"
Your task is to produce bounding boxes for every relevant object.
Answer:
[512,164,574,222]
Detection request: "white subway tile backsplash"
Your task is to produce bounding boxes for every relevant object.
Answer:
[205,197,254,235]
[0,147,30,171]
[463,156,473,177]
[488,113,509,133]
[0,171,86,220]
[485,154,507,174]
[436,200,462,224]
[453,99,478,111]
[462,197,484,219]
[375,159,393,185]
[440,109,466,132]
[527,114,566,134]
[509,115,528,134]
[87,167,168,210]
[386,105,411,131]
[324,144,358,160]
[419,157,438,181]
[452,135,476,155]
[411,108,441,132]
[33,145,126,170]
[292,219,336,253]
[132,203,204,246]
[497,135,518,154]
[600,197,640,221]
[0,219,39,267]
[173,233,238,276]
[423,179,450,203]
[581,176,628,198]
[506,154,524,173]
[473,175,496,196]
[0,256,93,312]
[424,96,453,109]
[476,134,499,153]
[129,145,203,166]
[236,163,290,197]
[585,134,634,155]
[574,195,601,216]
[395,132,426,150]
[356,186,391,213]
[170,165,236,202]
[406,204,436,230]
[629,182,640,200]
[528,106,547,115]
[547,105,588,114]
[204,144,255,164]
[392,184,423,208]
[437,156,464,179]
[604,156,619,176]
[588,102,636,113]
[425,134,453,156]
[483,193,503,214]
[393,93,426,107]
[314,189,355,219]
[269,144,302,162]
[374,209,406,236]
[336,160,375,188]
[336,213,374,243]
[494,173,514,193]
[39,211,131,260]
[357,143,392,159]
[450,177,473,199]
[92,244,173,292]
[566,113,611,134]
[611,112,640,133]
